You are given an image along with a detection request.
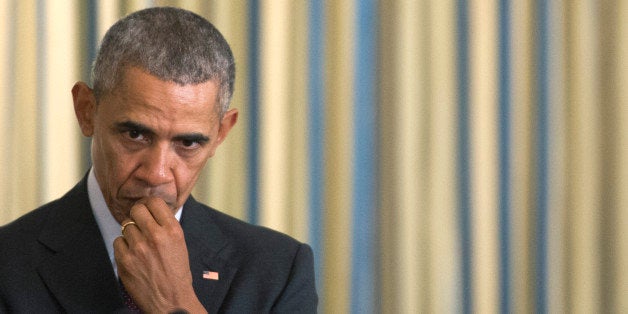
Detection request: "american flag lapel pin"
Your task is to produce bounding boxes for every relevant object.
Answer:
[203,270,219,280]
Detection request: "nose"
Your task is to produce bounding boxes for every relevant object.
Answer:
[135,143,174,187]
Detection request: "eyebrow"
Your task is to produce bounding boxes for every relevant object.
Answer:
[173,133,210,144]
[115,121,154,135]
[115,121,210,143]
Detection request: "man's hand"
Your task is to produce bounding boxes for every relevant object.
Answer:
[113,197,207,313]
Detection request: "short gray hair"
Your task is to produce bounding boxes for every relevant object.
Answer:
[92,7,235,115]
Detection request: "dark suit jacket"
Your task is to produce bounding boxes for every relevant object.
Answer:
[0,177,317,313]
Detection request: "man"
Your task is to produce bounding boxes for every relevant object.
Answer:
[0,7,317,313]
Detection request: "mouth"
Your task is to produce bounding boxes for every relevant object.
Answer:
[122,196,178,210]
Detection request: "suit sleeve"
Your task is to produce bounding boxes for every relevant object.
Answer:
[271,243,318,313]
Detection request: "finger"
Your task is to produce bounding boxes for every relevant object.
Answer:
[113,235,130,261]
[120,219,145,246]
[140,197,178,227]
[120,219,138,236]
[129,202,160,234]
[113,236,136,277]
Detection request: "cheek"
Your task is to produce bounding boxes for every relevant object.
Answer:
[96,138,135,183]
[174,157,210,195]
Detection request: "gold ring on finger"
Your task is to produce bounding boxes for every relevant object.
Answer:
[120,221,137,235]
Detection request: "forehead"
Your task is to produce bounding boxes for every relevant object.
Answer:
[99,67,220,129]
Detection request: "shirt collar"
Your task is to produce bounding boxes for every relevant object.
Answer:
[87,168,182,276]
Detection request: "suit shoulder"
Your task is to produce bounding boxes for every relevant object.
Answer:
[0,199,65,273]
[0,200,57,241]
[185,201,308,262]
[206,205,303,248]
[1,178,86,238]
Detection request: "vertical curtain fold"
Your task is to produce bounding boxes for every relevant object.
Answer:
[322,1,354,313]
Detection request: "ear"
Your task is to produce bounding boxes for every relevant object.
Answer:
[209,108,238,157]
[72,82,97,137]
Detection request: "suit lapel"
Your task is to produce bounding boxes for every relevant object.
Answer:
[36,177,124,312]
[181,197,237,313]
[33,183,236,312]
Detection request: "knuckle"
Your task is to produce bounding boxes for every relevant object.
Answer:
[150,230,166,244]
[133,241,150,257]
[150,225,184,246]
[147,197,163,208]
[166,224,184,240]
[129,203,145,218]
[116,252,133,269]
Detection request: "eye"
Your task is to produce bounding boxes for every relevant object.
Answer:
[173,134,208,154]
[180,139,200,149]
[128,129,142,139]
[125,129,147,142]
[175,135,208,153]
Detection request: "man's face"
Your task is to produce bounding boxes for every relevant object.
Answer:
[73,67,237,223]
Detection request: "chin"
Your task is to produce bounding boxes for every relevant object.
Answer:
[109,207,130,224]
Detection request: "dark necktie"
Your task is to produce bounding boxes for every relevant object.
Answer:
[119,279,142,313]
